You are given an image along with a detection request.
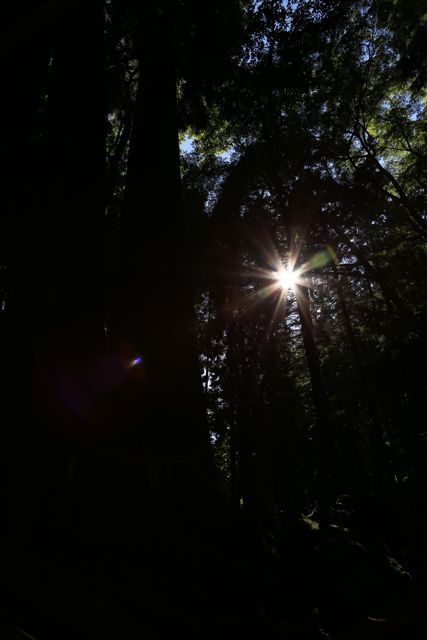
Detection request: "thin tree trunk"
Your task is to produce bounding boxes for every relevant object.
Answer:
[294,280,334,530]
[105,112,132,214]
[227,320,241,512]
[354,126,427,238]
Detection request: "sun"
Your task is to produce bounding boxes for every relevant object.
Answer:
[275,267,297,290]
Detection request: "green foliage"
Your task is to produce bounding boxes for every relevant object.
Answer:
[176,0,427,526]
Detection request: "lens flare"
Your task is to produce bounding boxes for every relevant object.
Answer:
[275,267,298,290]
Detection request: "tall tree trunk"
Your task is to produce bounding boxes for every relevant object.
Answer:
[294,280,334,529]
[121,2,215,477]
[227,319,242,512]
[0,0,50,506]
[31,0,107,444]
[0,1,107,581]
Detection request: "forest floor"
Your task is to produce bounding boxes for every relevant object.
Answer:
[1,456,427,639]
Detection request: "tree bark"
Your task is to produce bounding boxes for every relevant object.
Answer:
[294,280,334,529]
[31,0,107,441]
[0,1,51,504]
[121,1,215,477]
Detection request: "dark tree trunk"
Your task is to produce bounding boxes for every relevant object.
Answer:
[0,0,107,598]
[31,0,107,445]
[0,2,56,502]
[294,281,334,529]
[120,2,215,476]
[105,112,132,214]
[227,320,242,512]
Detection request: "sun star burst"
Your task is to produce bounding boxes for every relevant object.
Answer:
[275,267,298,290]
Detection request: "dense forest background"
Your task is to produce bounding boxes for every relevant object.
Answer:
[0,0,427,638]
